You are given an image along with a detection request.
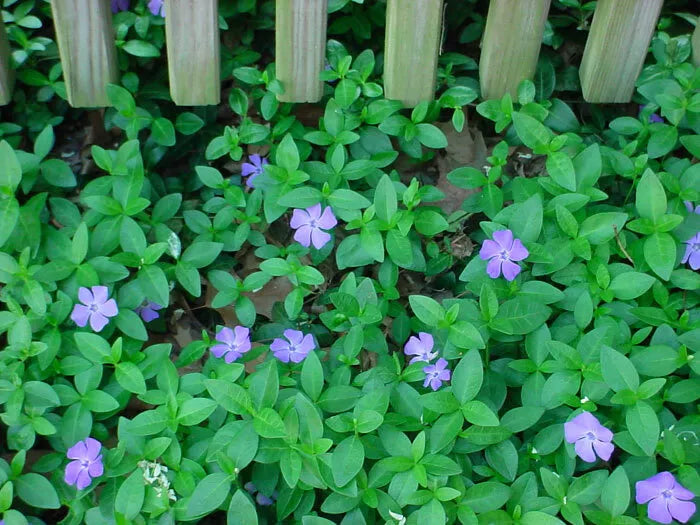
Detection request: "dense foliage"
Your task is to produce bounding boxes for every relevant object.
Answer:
[0,1,698,524]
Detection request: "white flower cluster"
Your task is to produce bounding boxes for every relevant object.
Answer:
[138,460,177,501]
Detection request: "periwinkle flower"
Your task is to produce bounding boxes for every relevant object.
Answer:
[423,358,451,391]
[135,301,162,322]
[65,438,104,490]
[564,411,614,463]
[241,154,268,188]
[148,0,164,17]
[681,233,700,271]
[244,481,276,506]
[684,201,699,215]
[211,326,251,363]
[636,472,696,524]
[404,332,437,364]
[270,329,315,363]
[71,286,119,332]
[111,0,129,12]
[290,203,337,249]
[639,105,663,124]
[479,229,529,281]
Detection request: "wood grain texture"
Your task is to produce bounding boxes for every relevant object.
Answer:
[693,19,700,67]
[579,0,663,103]
[275,0,327,103]
[165,0,220,105]
[51,0,118,107]
[384,0,443,107]
[0,19,13,105]
[479,0,551,101]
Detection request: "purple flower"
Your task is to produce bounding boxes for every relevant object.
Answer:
[244,482,257,494]
[479,229,529,281]
[71,286,119,332]
[684,201,699,215]
[681,233,700,271]
[64,438,104,490]
[241,154,268,188]
[256,493,275,506]
[404,332,437,364]
[147,0,164,17]
[290,204,338,249]
[211,326,251,363]
[639,105,663,124]
[564,411,614,463]
[423,358,451,391]
[111,0,129,12]
[270,329,315,363]
[244,481,276,506]
[135,301,162,323]
[636,472,696,524]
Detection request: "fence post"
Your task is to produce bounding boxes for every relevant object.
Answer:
[165,0,220,105]
[0,19,13,105]
[384,0,443,107]
[276,0,327,103]
[479,0,551,100]
[693,20,700,67]
[50,0,118,107]
[579,0,662,103]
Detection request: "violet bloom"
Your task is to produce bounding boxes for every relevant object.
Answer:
[423,358,451,391]
[404,332,438,364]
[71,286,119,332]
[639,105,663,124]
[135,301,162,323]
[244,481,276,506]
[290,203,338,249]
[241,154,268,188]
[636,472,696,524]
[147,0,164,17]
[270,329,315,363]
[111,0,129,12]
[681,233,700,271]
[210,326,251,363]
[65,438,104,490]
[564,411,614,463]
[479,229,529,281]
[684,201,699,215]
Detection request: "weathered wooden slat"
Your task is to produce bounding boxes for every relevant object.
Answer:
[0,19,14,105]
[165,0,220,105]
[51,0,118,107]
[384,0,443,107]
[579,0,663,103]
[479,0,551,100]
[276,0,327,103]
[692,20,700,67]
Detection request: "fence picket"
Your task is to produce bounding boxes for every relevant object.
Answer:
[579,0,663,103]
[384,0,443,107]
[0,19,13,105]
[693,20,700,67]
[479,0,551,101]
[50,0,118,107]
[165,0,220,105]
[276,0,327,103]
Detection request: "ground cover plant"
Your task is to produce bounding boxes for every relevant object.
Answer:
[0,0,699,524]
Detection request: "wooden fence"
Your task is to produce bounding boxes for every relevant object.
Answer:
[0,0,697,109]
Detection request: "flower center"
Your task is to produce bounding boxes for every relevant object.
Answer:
[309,219,317,228]
[89,303,99,312]
[499,249,509,260]
[662,489,672,499]
[227,342,238,352]
[585,431,596,440]
[81,459,90,468]
[692,242,699,252]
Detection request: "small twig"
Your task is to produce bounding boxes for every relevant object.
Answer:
[613,225,634,266]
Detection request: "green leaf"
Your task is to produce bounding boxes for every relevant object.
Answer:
[601,346,639,392]
[138,265,170,307]
[643,232,675,280]
[40,159,76,187]
[122,39,160,58]
[249,360,278,410]
[512,111,550,150]
[115,470,145,519]
[301,349,324,401]
[151,117,176,146]
[16,473,60,508]
[408,295,445,327]
[227,489,258,525]
[196,166,224,188]
[106,84,136,115]
[178,398,217,426]
[0,198,19,248]
[463,482,511,513]
[546,151,576,191]
[462,400,499,426]
[415,123,448,149]
[579,212,628,245]
[448,321,485,349]
[374,174,397,223]
[115,362,147,395]
[635,169,666,221]
[129,409,168,436]
[276,134,300,172]
[332,435,365,487]
[608,272,655,300]
[451,349,483,405]
[74,333,112,363]
[414,209,449,236]
[0,140,22,191]
[600,466,630,516]
[277,186,323,208]
[386,229,413,268]
[253,407,287,438]
[181,242,223,268]
[647,125,678,158]
[188,473,231,517]
[625,401,659,456]
[490,298,551,335]
[175,112,205,135]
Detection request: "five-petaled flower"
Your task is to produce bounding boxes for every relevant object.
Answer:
[636,471,696,524]
[290,203,337,249]
[423,358,451,391]
[136,301,162,323]
[270,329,315,363]
[479,229,529,281]
[564,411,614,463]
[681,233,700,271]
[241,154,268,188]
[65,437,104,490]
[71,286,119,332]
[404,332,437,364]
[211,326,251,363]
[148,0,164,17]
[111,0,129,12]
